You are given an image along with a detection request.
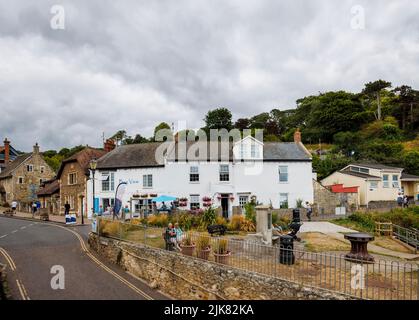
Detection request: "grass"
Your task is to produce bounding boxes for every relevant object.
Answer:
[301,232,350,252]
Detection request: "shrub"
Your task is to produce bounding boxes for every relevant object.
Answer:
[99,220,120,237]
[228,215,243,231]
[215,216,227,226]
[240,219,256,232]
[196,234,211,251]
[147,214,169,227]
[295,198,304,208]
[244,202,256,223]
[213,238,229,254]
[172,212,193,230]
[200,206,217,229]
[181,232,194,246]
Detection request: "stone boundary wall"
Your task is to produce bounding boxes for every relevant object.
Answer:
[0,263,9,300]
[88,233,355,300]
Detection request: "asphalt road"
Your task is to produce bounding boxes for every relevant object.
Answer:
[0,216,168,300]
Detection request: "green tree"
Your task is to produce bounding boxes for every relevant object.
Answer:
[362,80,392,120]
[403,150,419,175]
[204,108,232,130]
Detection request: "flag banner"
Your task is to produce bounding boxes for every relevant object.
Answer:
[114,182,127,216]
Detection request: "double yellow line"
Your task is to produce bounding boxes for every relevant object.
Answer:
[0,247,30,300]
[49,224,153,300]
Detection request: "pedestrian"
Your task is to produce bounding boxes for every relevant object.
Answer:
[98,205,104,216]
[305,201,312,221]
[64,202,71,215]
[397,193,403,207]
[11,200,17,214]
[403,195,409,208]
[123,205,130,220]
[32,201,37,216]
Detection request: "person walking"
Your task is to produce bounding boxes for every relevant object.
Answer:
[123,205,130,220]
[64,202,71,215]
[403,195,409,208]
[32,201,37,217]
[397,193,403,207]
[11,200,18,214]
[305,201,313,221]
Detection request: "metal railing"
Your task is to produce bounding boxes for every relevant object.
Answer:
[96,218,419,300]
[393,224,419,254]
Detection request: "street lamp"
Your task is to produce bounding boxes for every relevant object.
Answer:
[89,158,98,219]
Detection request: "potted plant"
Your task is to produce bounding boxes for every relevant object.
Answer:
[213,238,231,264]
[180,232,196,256]
[196,234,211,260]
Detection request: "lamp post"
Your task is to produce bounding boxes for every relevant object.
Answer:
[89,158,98,218]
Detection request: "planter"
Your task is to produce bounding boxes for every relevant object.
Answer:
[196,247,211,260]
[180,244,196,256]
[213,251,231,265]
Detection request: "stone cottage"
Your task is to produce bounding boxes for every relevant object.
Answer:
[56,146,110,217]
[37,179,60,215]
[0,143,55,211]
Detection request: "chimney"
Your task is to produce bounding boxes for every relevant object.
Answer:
[294,129,302,143]
[3,138,10,164]
[104,139,116,152]
[33,142,40,154]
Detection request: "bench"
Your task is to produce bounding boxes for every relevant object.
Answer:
[207,224,227,236]
[162,229,176,251]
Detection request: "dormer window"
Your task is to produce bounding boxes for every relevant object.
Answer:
[350,166,369,174]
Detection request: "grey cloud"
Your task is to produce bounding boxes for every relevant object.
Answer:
[0,0,419,151]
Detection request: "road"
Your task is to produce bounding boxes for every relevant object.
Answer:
[0,216,168,300]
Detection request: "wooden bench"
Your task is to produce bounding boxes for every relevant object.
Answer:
[162,229,176,251]
[207,224,227,236]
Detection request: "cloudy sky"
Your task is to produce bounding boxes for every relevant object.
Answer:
[1,0,419,151]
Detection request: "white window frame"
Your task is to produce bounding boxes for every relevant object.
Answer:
[239,195,249,209]
[279,166,288,183]
[68,172,77,185]
[27,164,33,172]
[370,181,378,190]
[392,175,399,188]
[219,164,230,182]
[279,193,289,209]
[143,174,153,188]
[18,176,24,184]
[190,194,200,210]
[102,172,115,191]
[189,166,199,183]
[383,174,389,188]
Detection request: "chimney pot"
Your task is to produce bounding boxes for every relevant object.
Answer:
[33,142,40,154]
[3,138,10,164]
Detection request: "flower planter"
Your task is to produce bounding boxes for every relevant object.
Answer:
[196,247,211,260]
[213,251,231,265]
[180,244,196,256]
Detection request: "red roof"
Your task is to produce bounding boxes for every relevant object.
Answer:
[329,184,359,193]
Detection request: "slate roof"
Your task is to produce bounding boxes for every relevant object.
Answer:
[96,141,311,170]
[57,147,108,178]
[339,170,382,180]
[351,163,403,171]
[401,173,419,181]
[0,153,32,180]
[37,179,60,196]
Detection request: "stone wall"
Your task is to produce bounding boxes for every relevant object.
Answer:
[0,263,9,300]
[313,180,358,215]
[59,161,87,216]
[0,153,55,210]
[88,233,355,300]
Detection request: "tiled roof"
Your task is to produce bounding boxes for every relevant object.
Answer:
[37,179,60,196]
[401,172,419,181]
[0,153,32,180]
[57,147,107,178]
[339,170,381,180]
[96,141,311,170]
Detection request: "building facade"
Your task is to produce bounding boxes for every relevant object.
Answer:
[321,163,419,206]
[37,179,60,215]
[0,143,55,211]
[0,138,19,173]
[88,134,314,219]
[57,147,108,216]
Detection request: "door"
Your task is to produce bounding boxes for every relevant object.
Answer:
[221,194,229,219]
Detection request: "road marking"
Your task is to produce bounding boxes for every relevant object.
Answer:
[16,279,30,300]
[0,235,7,239]
[21,226,26,229]
[45,223,153,300]
[0,247,16,271]
[11,230,18,234]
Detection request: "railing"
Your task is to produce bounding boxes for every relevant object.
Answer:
[392,224,419,254]
[96,218,419,300]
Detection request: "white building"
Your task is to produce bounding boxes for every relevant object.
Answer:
[87,133,313,219]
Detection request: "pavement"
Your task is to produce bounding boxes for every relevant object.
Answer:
[300,221,419,261]
[0,215,169,300]
[0,208,84,225]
